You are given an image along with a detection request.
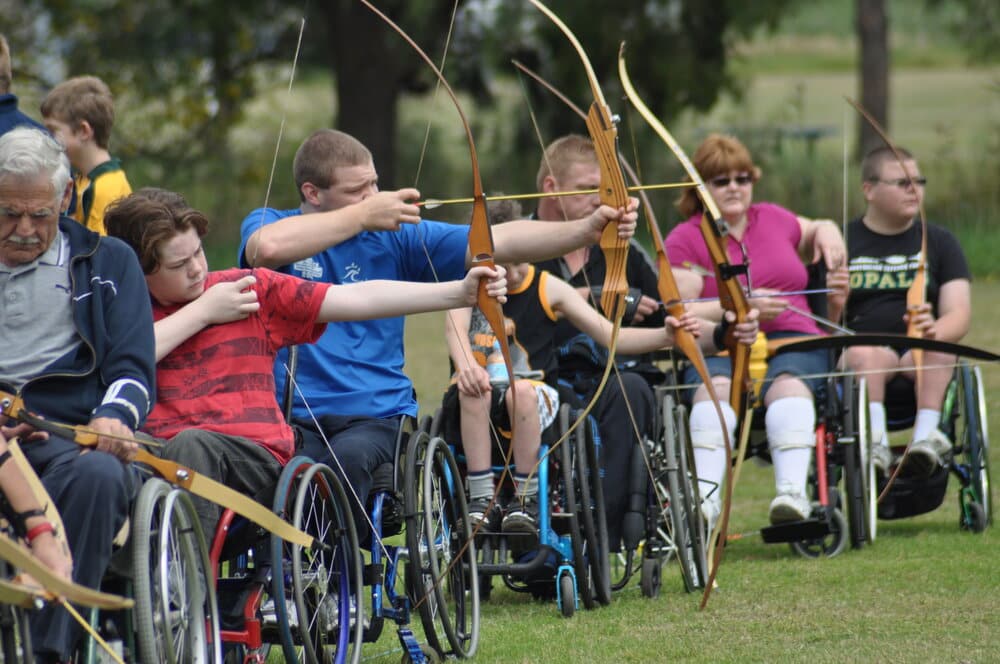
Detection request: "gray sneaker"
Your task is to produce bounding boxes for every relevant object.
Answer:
[901,429,951,479]
[870,442,892,477]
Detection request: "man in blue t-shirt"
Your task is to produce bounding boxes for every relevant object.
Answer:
[239,128,637,535]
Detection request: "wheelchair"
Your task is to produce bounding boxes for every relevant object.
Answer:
[62,472,221,663]
[434,397,610,618]
[354,414,480,662]
[72,454,353,664]
[856,361,992,536]
[612,377,709,597]
[213,454,361,664]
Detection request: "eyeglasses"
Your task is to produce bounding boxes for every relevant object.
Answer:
[708,174,753,188]
[868,176,928,188]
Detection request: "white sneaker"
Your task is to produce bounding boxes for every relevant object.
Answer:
[768,490,811,525]
[902,429,951,479]
[870,443,892,477]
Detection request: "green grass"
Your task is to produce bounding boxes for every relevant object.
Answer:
[371,280,1000,663]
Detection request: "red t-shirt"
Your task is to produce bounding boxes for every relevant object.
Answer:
[145,268,329,463]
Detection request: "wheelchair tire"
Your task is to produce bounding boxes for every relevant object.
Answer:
[133,478,221,664]
[639,556,661,599]
[575,420,611,605]
[270,457,363,664]
[293,464,364,664]
[404,431,479,659]
[842,374,874,548]
[961,365,992,527]
[558,572,575,618]
[789,507,848,559]
[557,408,594,611]
[664,397,707,592]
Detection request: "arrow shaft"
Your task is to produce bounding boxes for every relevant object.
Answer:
[419,181,692,208]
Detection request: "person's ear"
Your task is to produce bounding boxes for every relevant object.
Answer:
[75,120,95,141]
[59,180,73,212]
[301,182,321,206]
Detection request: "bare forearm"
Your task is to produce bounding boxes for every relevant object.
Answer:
[490,219,592,265]
[319,280,469,321]
[0,445,43,517]
[245,208,365,268]
[153,304,210,361]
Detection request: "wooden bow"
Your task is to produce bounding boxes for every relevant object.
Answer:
[618,49,753,609]
[527,0,631,454]
[0,391,313,548]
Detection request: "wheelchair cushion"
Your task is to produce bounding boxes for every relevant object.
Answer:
[876,463,949,520]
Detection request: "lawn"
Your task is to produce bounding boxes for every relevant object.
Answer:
[367,279,1000,663]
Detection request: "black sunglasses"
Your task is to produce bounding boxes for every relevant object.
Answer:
[708,174,753,188]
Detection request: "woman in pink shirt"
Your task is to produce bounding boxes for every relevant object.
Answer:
[665,134,848,527]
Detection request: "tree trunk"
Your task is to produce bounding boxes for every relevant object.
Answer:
[856,0,889,156]
[326,2,405,190]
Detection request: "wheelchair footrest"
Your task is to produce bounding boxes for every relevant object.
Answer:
[761,518,830,543]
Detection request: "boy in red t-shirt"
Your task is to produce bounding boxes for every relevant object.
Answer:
[105,189,506,537]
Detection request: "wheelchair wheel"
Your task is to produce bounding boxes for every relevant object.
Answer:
[293,464,364,664]
[271,457,363,664]
[557,571,575,618]
[639,556,661,599]
[842,374,875,547]
[557,407,594,610]
[959,364,992,530]
[663,397,707,592]
[133,478,221,664]
[404,431,479,659]
[574,420,611,606]
[789,507,848,559]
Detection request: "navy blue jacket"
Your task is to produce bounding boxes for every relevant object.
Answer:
[2,218,155,429]
[0,93,45,136]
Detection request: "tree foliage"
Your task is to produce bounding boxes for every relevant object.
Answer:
[4,0,797,192]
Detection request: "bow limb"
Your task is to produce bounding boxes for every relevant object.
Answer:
[529,0,631,321]
[619,48,750,609]
[0,393,314,547]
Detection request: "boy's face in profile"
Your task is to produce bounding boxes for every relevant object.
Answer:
[145,227,208,307]
[43,117,85,167]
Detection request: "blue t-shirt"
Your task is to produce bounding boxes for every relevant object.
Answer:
[239,207,469,419]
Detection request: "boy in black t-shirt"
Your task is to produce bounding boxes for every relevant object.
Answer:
[844,147,971,479]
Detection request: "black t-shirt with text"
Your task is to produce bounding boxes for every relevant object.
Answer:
[846,218,970,334]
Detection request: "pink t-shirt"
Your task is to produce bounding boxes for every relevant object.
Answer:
[665,202,821,336]
[145,268,329,464]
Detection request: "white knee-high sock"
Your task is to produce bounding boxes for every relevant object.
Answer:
[765,397,815,496]
[869,401,888,448]
[690,400,737,504]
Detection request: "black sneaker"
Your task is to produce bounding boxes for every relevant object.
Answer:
[501,495,539,556]
[467,496,500,533]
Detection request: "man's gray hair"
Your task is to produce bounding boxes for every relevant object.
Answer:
[0,126,72,204]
